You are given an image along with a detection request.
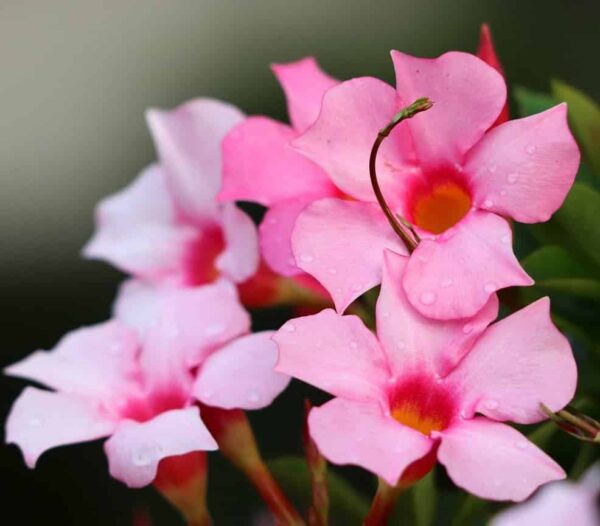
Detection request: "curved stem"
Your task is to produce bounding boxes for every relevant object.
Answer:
[363,478,404,526]
[369,97,433,253]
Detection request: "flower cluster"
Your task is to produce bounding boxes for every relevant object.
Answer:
[5,24,585,525]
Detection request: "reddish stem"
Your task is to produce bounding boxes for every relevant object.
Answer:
[363,478,404,526]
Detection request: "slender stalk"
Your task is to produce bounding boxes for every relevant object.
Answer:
[200,405,305,526]
[369,97,433,253]
[363,478,404,526]
[304,400,329,526]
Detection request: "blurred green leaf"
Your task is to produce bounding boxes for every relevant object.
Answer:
[269,456,369,525]
[521,245,590,280]
[536,278,600,300]
[552,80,600,177]
[412,470,436,526]
[514,86,557,117]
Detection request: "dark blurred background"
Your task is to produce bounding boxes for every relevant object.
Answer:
[1,1,599,524]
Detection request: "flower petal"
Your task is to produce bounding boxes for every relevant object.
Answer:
[438,417,564,501]
[219,116,336,206]
[194,332,290,410]
[146,98,244,220]
[112,279,168,335]
[292,198,406,312]
[449,298,576,424]
[215,203,259,282]
[259,198,311,277]
[377,251,499,377]
[273,309,389,402]
[83,164,196,281]
[465,104,580,223]
[271,56,338,133]
[309,398,433,485]
[391,51,506,169]
[6,387,116,468]
[104,407,217,488]
[5,321,140,403]
[293,77,418,205]
[403,211,532,319]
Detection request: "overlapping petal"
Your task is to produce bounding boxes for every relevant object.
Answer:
[403,211,532,319]
[437,417,564,501]
[104,407,217,488]
[274,309,389,402]
[292,198,406,312]
[194,332,290,410]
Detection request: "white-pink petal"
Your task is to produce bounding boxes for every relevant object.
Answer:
[194,332,290,410]
[309,398,433,486]
[274,309,389,402]
[146,98,244,221]
[465,104,580,223]
[104,407,217,488]
[292,198,406,312]
[6,387,116,468]
[450,298,576,424]
[403,211,532,319]
[438,417,565,501]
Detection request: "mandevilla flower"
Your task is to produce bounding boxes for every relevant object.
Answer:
[273,251,577,500]
[5,281,289,487]
[491,464,600,526]
[291,50,580,318]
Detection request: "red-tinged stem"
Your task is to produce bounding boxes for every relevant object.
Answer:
[363,478,404,526]
[200,405,305,526]
[304,400,329,526]
[369,98,433,253]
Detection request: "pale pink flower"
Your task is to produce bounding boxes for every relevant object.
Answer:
[291,51,579,318]
[273,251,576,500]
[491,464,600,525]
[5,281,289,487]
[83,98,259,293]
[219,57,340,277]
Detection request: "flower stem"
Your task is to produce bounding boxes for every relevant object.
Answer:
[369,97,433,253]
[199,405,305,526]
[363,478,404,526]
[304,400,329,526]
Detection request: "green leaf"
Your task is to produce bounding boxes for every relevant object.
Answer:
[552,80,600,177]
[521,245,590,281]
[513,86,557,117]
[412,470,437,526]
[269,456,369,525]
[535,278,600,300]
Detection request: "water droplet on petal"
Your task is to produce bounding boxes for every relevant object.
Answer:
[285,323,296,333]
[247,391,260,403]
[526,145,536,154]
[387,376,397,385]
[133,446,155,467]
[501,234,510,244]
[484,399,499,410]
[484,199,494,208]
[500,190,507,196]
[351,283,362,292]
[462,323,473,334]
[300,253,314,263]
[205,324,225,337]
[381,310,390,318]
[29,416,43,427]
[459,410,467,419]
[420,291,436,305]
[440,278,454,288]
[488,165,497,173]
[397,340,405,350]
[108,343,122,355]
[484,282,497,294]
[327,267,337,275]
[515,440,528,450]
[349,340,358,350]
[507,173,518,184]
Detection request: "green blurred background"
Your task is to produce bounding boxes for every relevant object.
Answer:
[1,1,598,524]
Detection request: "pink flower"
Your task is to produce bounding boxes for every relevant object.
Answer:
[291,51,579,318]
[5,281,290,487]
[219,57,340,278]
[491,464,600,525]
[83,98,259,293]
[273,251,577,500]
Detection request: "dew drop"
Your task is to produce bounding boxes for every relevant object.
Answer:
[440,278,454,288]
[420,291,436,305]
[507,173,519,184]
[108,343,122,355]
[285,323,296,333]
[501,234,510,245]
[484,282,497,293]
[299,253,314,263]
[488,165,497,173]
[381,310,390,318]
[387,376,397,385]
[500,190,507,196]
[132,447,155,467]
[462,323,474,334]
[29,416,43,427]
[484,399,499,410]
[515,440,528,450]
[459,410,467,419]
[397,340,406,350]
[247,391,260,403]
[526,145,536,154]
[351,283,362,292]
[349,340,358,350]
[484,199,494,208]
[327,267,337,275]
[204,324,225,337]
